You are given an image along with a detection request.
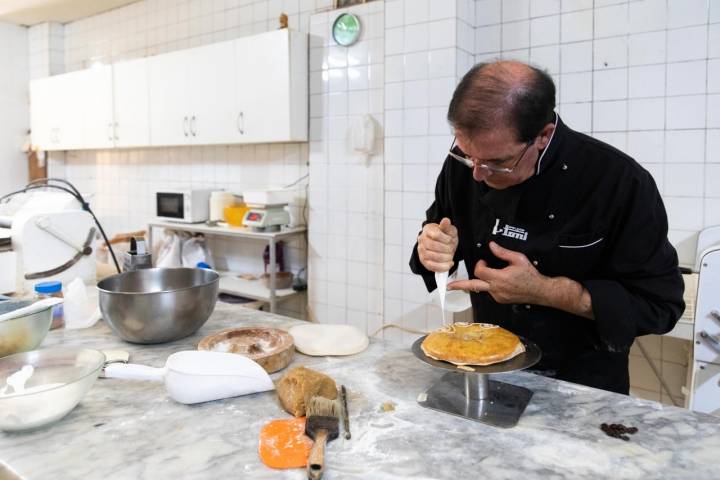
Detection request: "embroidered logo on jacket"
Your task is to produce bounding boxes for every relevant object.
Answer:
[492,218,528,241]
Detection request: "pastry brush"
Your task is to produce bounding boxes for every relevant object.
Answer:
[305,396,340,480]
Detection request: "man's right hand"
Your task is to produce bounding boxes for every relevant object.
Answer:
[417,217,459,272]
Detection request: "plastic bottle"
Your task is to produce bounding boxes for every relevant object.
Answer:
[34,281,64,329]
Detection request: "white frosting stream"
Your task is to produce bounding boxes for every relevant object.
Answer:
[435,271,449,325]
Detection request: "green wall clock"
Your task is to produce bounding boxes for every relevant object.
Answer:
[332,13,362,46]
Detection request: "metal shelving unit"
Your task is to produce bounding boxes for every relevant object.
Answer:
[147,220,306,313]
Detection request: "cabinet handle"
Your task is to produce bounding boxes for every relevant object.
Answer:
[190,116,197,137]
[107,123,113,142]
[237,112,244,135]
[114,122,119,141]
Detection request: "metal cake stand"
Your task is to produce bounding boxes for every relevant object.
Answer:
[412,336,542,428]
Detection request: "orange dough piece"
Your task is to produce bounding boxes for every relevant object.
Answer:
[259,417,313,469]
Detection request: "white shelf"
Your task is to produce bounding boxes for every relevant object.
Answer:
[147,220,306,313]
[148,220,306,240]
[218,274,298,303]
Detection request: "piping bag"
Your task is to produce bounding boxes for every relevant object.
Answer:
[435,271,449,325]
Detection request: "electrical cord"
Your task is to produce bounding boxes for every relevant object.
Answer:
[0,178,121,274]
[369,324,428,338]
[282,173,309,189]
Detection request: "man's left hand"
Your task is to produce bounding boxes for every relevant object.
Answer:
[447,241,548,304]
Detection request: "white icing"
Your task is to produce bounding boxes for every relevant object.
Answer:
[435,271,449,325]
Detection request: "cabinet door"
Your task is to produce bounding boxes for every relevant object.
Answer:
[53,71,85,150]
[81,66,115,150]
[148,49,191,146]
[235,31,291,143]
[113,58,150,148]
[188,41,238,145]
[30,77,56,150]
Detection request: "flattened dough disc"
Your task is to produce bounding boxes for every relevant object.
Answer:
[288,324,369,356]
[259,417,313,469]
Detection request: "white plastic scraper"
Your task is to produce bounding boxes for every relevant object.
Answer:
[435,271,449,325]
[103,350,274,404]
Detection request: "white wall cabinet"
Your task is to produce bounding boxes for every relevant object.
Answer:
[82,65,114,150]
[235,30,308,144]
[112,58,150,148]
[30,71,85,150]
[147,48,191,146]
[30,29,308,151]
[148,41,237,146]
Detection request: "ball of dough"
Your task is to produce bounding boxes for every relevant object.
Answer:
[276,366,338,417]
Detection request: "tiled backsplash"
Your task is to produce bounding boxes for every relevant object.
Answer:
[383,0,473,344]
[307,2,385,335]
[0,22,29,195]
[474,0,720,267]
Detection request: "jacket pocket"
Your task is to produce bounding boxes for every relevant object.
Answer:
[549,231,606,278]
[558,233,605,249]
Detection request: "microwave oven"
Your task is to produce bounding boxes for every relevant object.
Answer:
[156,189,213,223]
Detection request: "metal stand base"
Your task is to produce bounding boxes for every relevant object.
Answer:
[417,372,534,428]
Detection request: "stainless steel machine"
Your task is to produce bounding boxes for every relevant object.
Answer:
[0,191,96,295]
[690,226,720,416]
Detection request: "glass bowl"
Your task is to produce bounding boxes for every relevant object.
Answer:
[0,348,105,431]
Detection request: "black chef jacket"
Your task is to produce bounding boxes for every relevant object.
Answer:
[410,115,685,394]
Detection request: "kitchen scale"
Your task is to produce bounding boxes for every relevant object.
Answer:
[242,204,290,232]
[412,336,541,428]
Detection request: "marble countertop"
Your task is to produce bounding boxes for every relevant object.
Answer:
[1,302,719,480]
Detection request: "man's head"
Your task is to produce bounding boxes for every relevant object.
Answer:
[447,61,557,189]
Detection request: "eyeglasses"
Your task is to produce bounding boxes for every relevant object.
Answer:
[448,137,534,174]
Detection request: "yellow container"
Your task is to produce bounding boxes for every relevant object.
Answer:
[224,204,250,226]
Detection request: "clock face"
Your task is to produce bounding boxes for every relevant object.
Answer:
[332,13,361,46]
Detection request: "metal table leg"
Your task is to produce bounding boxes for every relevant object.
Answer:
[269,237,276,313]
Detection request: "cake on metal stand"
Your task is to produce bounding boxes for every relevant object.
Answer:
[412,336,541,428]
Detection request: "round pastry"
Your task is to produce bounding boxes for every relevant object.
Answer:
[421,322,525,366]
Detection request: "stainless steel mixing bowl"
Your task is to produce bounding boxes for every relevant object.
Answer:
[0,301,53,358]
[97,268,219,344]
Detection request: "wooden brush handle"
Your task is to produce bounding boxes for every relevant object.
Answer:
[307,429,328,480]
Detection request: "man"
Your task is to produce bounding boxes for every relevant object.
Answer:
[409,61,684,394]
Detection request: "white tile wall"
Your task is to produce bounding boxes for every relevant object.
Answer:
[381,0,473,346]
[307,1,384,335]
[28,22,64,79]
[0,22,29,194]
[473,0,715,406]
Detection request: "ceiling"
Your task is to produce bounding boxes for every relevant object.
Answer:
[0,0,140,26]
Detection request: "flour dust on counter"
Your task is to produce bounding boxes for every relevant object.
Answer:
[2,303,720,479]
